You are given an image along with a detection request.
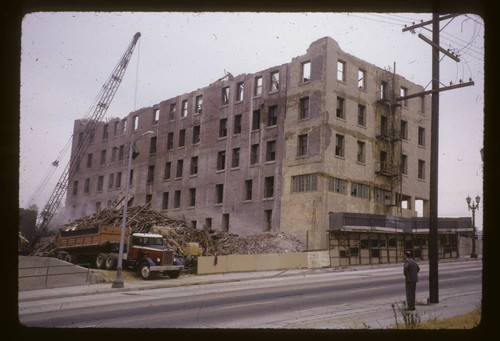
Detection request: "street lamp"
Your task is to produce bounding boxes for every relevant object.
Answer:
[466,194,480,259]
[112,130,156,288]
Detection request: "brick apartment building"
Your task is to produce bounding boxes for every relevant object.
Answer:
[66,37,435,250]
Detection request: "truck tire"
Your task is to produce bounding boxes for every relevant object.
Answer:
[139,262,152,280]
[64,253,75,264]
[165,270,181,279]
[105,253,118,270]
[95,253,106,269]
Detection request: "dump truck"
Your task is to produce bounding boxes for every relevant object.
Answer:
[56,225,183,279]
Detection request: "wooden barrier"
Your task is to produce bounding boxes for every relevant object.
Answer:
[197,251,329,275]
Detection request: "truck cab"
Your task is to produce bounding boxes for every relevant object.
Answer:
[125,232,184,279]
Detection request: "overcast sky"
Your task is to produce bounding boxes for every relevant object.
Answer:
[19,12,484,230]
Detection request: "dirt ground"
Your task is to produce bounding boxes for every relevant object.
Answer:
[93,269,143,283]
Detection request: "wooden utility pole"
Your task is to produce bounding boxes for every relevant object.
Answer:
[429,13,440,304]
[400,14,474,304]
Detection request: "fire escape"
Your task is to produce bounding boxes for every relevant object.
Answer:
[375,69,403,212]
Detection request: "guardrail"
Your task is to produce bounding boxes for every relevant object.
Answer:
[18,263,91,288]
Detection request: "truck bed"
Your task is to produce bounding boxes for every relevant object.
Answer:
[58,225,129,250]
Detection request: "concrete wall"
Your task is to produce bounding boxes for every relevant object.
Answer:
[18,256,103,291]
[197,251,330,275]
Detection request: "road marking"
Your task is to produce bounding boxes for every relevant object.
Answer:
[348,284,400,294]
[218,300,276,310]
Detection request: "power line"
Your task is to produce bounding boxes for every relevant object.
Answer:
[345,13,404,26]
[385,13,423,23]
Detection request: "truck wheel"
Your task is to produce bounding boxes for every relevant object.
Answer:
[95,253,106,269]
[139,262,152,280]
[56,253,65,260]
[165,270,181,279]
[105,253,118,270]
[64,253,75,264]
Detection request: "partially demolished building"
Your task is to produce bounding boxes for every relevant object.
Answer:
[66,37,472,254]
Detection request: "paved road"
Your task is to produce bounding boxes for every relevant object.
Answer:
[19,260,481,328]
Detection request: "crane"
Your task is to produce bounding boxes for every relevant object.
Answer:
[28,32,141,250]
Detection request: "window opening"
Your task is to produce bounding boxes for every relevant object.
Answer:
[181,100,188,118]
[133,115,138,131]
[245,179,253,201]
[254,76,263,96]
[150,136,157,154]
[358,69,366,89]
[147,165,155,183]
[418,160,425,179]
[190,156,198,175]
[336,97,345,119]
[236,82,244,101]
[169,103,176,121]
[337,60,346,82]
[153,108,160,124]
[97,176,103,192]
[164,161,171,180]
[328,177,346,194]
[250,144,259,165]
[268,105,278,126]
[418,127,425,146]
[174,190,181,208]
[302,61,311,82]
[162,192,169,210]
[297,134,308,157]
[234,114,242,134]
[357,105,366,126]
[189,188,196,207]
[195,95,203,114]
[270,71,280,91]
[335,134,344,157]
[179,129,186,147]
[232,148,240,168]
[217,150,226,170]
[167,132,174,150]
[176,160,183,178]
[193,125,201,144]
[300,97,309,119]
[264,176,274,198]
[252,110,260,130]
[291,173,317,192]
[219,118,228,137]
[216,184,224,204]
[222,86,230,105]
[266,140,276,161]
[357,141,365,163]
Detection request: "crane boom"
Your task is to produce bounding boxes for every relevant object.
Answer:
[32,32,141,247]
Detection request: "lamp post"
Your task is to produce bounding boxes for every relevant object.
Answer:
[112,130,155,288]
[466,194,480,259]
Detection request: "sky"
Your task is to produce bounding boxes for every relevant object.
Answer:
[19,12,484,230]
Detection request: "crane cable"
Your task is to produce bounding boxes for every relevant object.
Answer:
[133,38,141,111]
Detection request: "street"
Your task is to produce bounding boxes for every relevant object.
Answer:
[19,260,481,328]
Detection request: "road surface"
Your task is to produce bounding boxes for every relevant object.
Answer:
[19,260,481,328]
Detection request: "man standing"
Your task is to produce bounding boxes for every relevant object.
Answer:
[403,250,420,310]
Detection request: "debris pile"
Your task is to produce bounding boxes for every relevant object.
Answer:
[30,206,305,261]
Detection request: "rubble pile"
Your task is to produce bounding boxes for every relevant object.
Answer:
[30,206,305,260]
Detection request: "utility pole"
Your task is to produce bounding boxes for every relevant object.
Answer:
[400,14,474,304]
[429,13,440,304]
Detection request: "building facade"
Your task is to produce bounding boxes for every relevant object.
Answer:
[66,37,432,249]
